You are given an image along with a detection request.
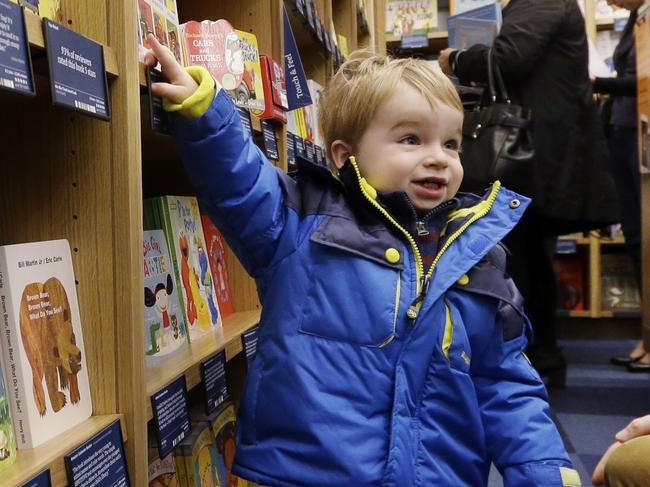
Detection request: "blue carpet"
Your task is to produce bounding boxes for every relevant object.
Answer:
[487,339,650,487]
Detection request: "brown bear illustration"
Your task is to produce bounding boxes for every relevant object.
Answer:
[19,277,82,416]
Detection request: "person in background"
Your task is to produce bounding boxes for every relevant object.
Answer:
[439,0,619,386]
[143,33,581,486]
[592,414,650,486]
[592,0,648,372]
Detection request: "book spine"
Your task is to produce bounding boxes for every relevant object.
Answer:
[173,449,189,486]
[0,249,32,448]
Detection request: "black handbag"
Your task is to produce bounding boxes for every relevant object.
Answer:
[459,49,536,197]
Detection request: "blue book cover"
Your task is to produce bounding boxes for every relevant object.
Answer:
[447,2,502,31]
[447,16,497,49]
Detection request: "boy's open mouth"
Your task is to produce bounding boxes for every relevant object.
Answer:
[413,177,446,190]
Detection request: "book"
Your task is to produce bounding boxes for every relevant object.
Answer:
[174,421,220,486]
[553,258,585,311]
[257,55,288,123]
[601,253,640,310]
[447,2,502,31]
[149,196,223,341]
[447,16,497,49]
[144,230,188,365]
[450,0,498,15]
[193,402,247,487]
[179,20,265,114]
[385,1,438,37]
[200,215,235,319]
[0,239,92,449]
[148,450,180,487]
[0,357,16,471]
[138,0,182,64]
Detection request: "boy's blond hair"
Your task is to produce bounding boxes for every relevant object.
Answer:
[319,50,463,163]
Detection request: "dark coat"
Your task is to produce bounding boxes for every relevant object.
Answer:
[454,0,619,233]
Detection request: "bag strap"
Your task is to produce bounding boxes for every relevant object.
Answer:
[487,48,511,104]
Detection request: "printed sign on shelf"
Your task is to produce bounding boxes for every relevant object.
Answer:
[236,105,253,139]
[0,0,35,95]
[147,67,172,135]
[262,119,279,160]
[283,6,312,110]
[20,469,51,487]
[200,349,229,415]
[44,19,110,120]
[64,420,129,487]
[241,325,260,368]
[151,375,192,458]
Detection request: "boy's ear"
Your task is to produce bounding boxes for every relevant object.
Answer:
[330,140,353,170]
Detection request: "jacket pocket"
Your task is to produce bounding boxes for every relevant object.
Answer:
[443,299,472,373]
[298,250,401,347]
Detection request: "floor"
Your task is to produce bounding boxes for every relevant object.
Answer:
[488,318,650,487]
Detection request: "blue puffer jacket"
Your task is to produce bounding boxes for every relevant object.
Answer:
[172,89,581,487]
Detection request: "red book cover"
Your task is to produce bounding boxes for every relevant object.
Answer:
[553,258,585,311]
[201,215,235,318]
[258,55,288,123]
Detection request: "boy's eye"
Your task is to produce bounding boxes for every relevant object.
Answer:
[400,135,420,145]
[444,140,461,152]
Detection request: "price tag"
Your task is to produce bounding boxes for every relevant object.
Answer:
[241,325,260,368]
[201,349,229,415]
[44,19,110,120]
[555,239,578,255]
[287,132,296,166]
[304,139,315,162]
[261,119,279,160]
[20,469,51,487]
[151,375,191,458]
[401,33,429,49]
[236,105,253,140]
[0,0,35,95]
[64,420,129,487]
[146,67,172,135]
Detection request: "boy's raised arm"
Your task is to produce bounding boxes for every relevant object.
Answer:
[144,34,296,277]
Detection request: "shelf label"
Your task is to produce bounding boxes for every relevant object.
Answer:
[201,349,229,415]
[315,145,324,166]
[555,239,578,255]
[304,139,315,162]
[262,119,279,160]
[287,132,296,166]
[20,469,51,487]
[44,19,110,120]
[236,106,252,139]
[401,33,429,49]
[151,375,191,458]
[294,135,305,160]
[147,67,171,135]
[0,0,35,95]
[242,325,260,368]
[64,420,130,487]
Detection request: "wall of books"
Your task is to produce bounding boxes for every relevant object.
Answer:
[0,0,381,485]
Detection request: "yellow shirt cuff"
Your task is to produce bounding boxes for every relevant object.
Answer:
[163,66,218,119]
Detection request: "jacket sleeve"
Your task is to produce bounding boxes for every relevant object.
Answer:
[170,78,299,278]
[455,1,568,85]
[466,277,580,486]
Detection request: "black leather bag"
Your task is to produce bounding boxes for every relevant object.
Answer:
[459,50,536,196]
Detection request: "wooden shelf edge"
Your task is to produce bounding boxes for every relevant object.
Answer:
[2,413,125,487]
[145,308,262,420]
[385,30,449,44]
[24,9,119,77]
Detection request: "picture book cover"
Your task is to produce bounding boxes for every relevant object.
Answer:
[447,2,502,30]
[144,230,188,366]
[148,450,180,487]
[138,0,181,63]
[158,196,223,341]
[552,258,585,311]
[0,357,16,471]
[0,239,92,449]
[200,215,235,319]
[175,421,219,487]
[385,1,438,37]
[258,55,288,123]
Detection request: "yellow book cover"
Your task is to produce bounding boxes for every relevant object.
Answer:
[337,34,349,60]
[177,422,220,486]
[234,30,266,115]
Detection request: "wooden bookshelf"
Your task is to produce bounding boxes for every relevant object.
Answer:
[2,414,125,487]
[145,310,261,420]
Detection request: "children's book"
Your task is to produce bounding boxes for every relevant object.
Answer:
[0,239,92,449]
[553,258,585,311]
[385,1,438,37]
[447,16,497,49]
[149,196,223,341]
[200,215,235,319]
[193,402,247,487]
[0,358,16,471]
[138,0,182,64]
[144,230,188,365]
[148,450,180,487]
[447,2,502,31]
[258,55,288,123]
[174,421,220,486]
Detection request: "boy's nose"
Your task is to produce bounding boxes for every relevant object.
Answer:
[422,147,448,168]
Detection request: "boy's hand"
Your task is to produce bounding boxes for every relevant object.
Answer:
[144,33,198,104]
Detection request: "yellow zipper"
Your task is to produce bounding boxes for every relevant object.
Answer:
[442,301,454,359]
